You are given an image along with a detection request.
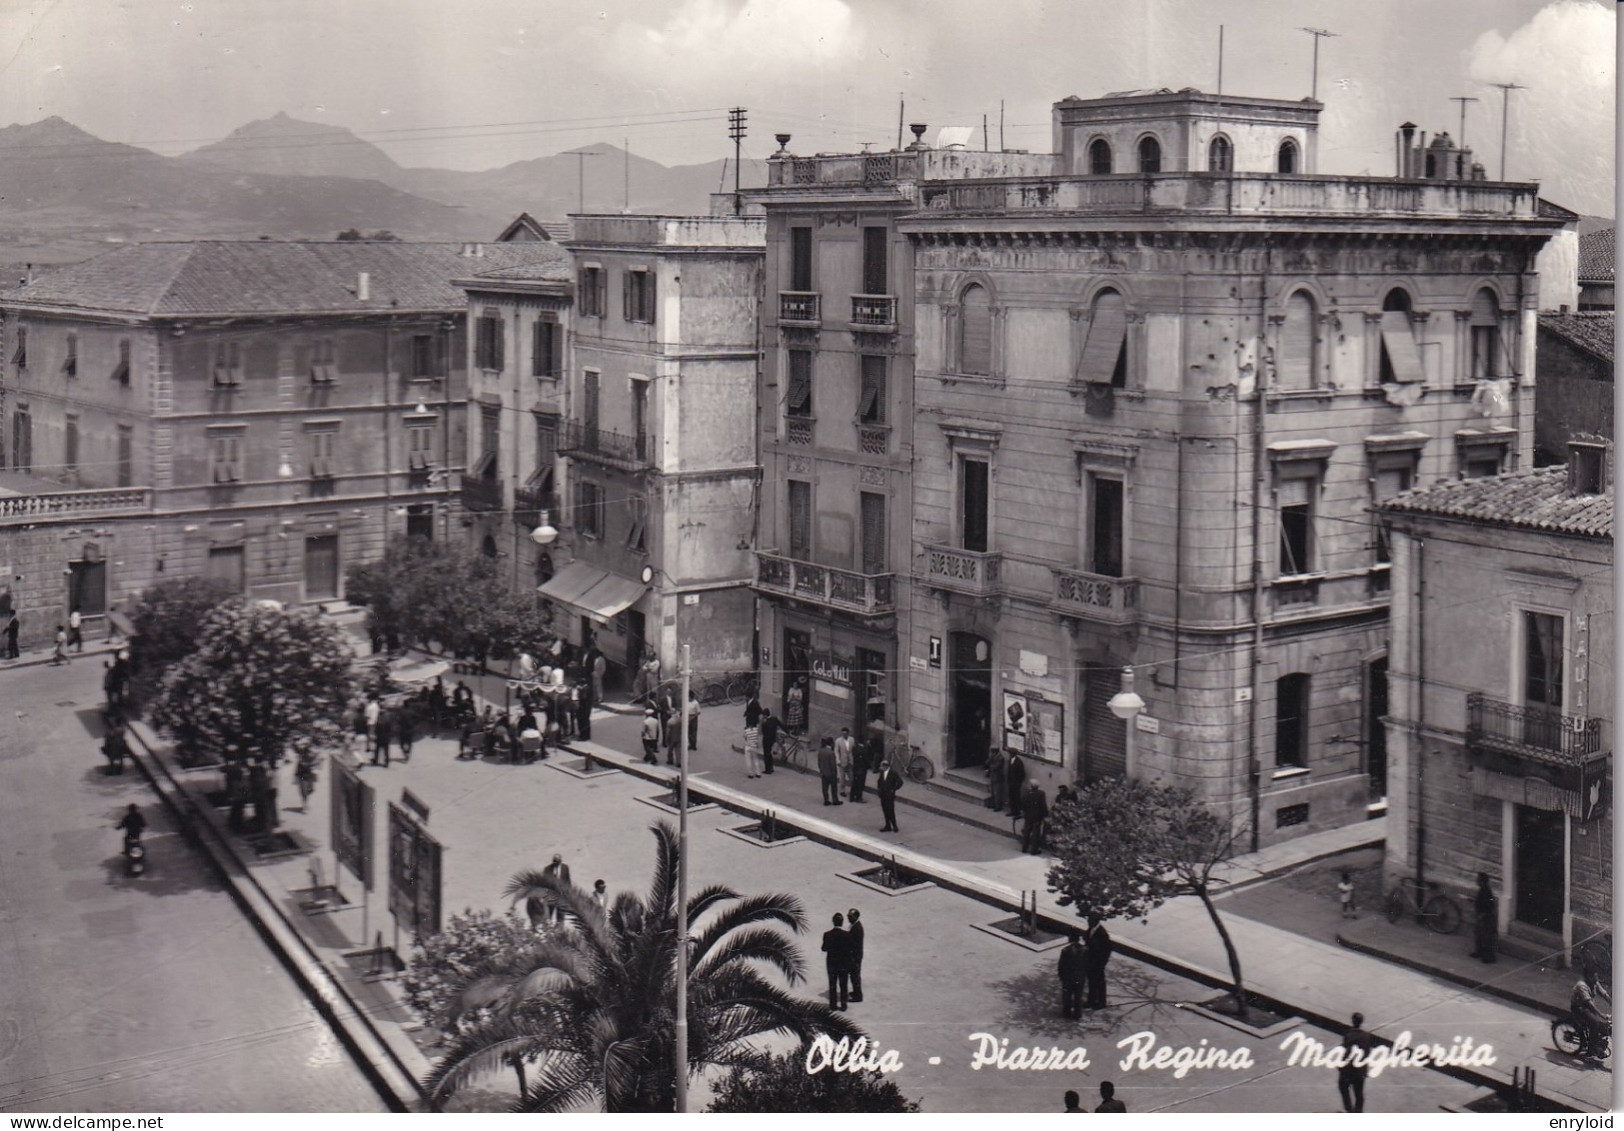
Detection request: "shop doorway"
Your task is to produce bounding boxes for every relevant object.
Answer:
[1079,666,1127,783]
[626,609,647,676]
[948,632,992,768]
[1366,657,1388,801]
[782,628,811,731]
[1513,805,1564,933]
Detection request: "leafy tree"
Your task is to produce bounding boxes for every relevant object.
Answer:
[424,822,862,1113]
[1046,778,1251,1018]
[125,576,238,704]
[149,599,357,770]
[707,1051,920,1113]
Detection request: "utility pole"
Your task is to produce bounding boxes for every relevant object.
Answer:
[1492,82,1525,181]
[727,108,747,196]
[1299,27,1338,102]
[572,150,599,214]
[1449,95,1479,146]
[674,643,692,1113]
[1217,25,1224,95]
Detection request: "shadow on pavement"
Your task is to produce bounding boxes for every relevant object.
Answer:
[98,833,222,897]
[987,959,1182,1040]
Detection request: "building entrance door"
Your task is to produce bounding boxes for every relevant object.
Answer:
[1513,805,1564,933]
[782,629,811,729]
[948,632,992,768]
[626,609,647,676]
[1080,666,1127,783]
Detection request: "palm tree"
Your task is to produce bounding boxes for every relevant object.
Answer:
[424,821,863,1112]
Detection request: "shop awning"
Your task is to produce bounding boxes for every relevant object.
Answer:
[537,561,646,622]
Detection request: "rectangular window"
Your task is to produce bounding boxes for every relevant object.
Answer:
[1276,673,1310,767]
[626,493,647,552]
[631,379,650,461]
[111,339,130,385]
[789,226,813,292]
[11,409,31,471]
[959,456,990,553]
[858,354,886,423]
[405,423,434,471]
[304,535,339,600]
[309,427,338,478]
[862,226,888,295]
[63,333,77,378]
[1471,324,1500,379]
[1277,477,1314,575]
[116,425,133,488]
[1569,443,1607,495]
[1089,474,1124,578]
[1371,463,1412,567]
[575,480,604,538]
[310,338,337,384]
[532,318,561,379]
[579,266,605,317]
[206,546,246,594]
[475,314,505,371]
[583,370,601,437]
[209,430,244,483]
[64,414,78,474]
[860,491,887,574]
[478,407,500,478]
[786,350,813,417]
[531,415,558,499]
[1462,445,1504,479]
[787,480,812,559]
[1077,296,1127,386]
[1523,611,1565,710]
[11,325,25,369]
[411,334,439,379]
[623,268,656,323]
[212,341,242,386]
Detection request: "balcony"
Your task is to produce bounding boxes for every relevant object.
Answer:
[0,486,151,523]
[923,543,1002,597]
[857,423,890,455]
[754,551,895,615]
[1466,693,1608,794]
[1050,567,1138,624]
[557,421,654,470]
[779,291,821,326]
[850,294,897,330]
[460,476,503,513]
[784,416,814,446]
[512,483,555,527]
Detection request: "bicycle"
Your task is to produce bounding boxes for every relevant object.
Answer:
[902,745,935,785]
[1384,877,1463,935]
[773,731,808,771]
[727,672,760,704]
[1553,1014,1611,1060]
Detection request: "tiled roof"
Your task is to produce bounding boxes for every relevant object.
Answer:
[1578,228,1613,282]
[1538,311,1614,363]
[460,260,574,284]
[4,240,571,317]
[1380,466,1612,539]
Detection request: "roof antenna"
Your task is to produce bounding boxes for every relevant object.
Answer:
[1491,82,1525,180]
[1299,27,1339,101]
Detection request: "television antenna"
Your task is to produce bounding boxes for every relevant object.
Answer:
[1299,27,1339,101]
[727,108,747,195]
[1490,82,1525,181]
[1449,95,1479,146]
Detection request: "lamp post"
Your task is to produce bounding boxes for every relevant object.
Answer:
[674,642,691,1112]
[1107,665,1145,779]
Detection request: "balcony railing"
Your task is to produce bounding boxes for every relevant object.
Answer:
[1466,693,1606,767]
[923,543,1002,597]
[779,291,821,325]
[1051,567,1138,624]
[460,476,503,513]
[851,294,897,328]
[784,416,814,446]
[754,551,895,615]
[0,486,151,523]
[857,423,890,455]
[512,483,555,526]
[557,421,653,469]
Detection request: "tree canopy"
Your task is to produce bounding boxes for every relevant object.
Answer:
[149,599,357,768]
[707,1051,921,1113]
[126,575,239,704]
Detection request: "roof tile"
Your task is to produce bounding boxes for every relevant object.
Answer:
[1538,311,1614,364]
[1380,465,1612,539]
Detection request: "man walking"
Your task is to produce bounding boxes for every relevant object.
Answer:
[396,707,416,764]
[846,908,865,1002]
[985,746,1007,811]
[686,691,700,752]
[821,912,853,1010]
[849,729,872,802]
[817,738,841,805]
[1338,1012,1374,1112]
[1094,1081,1126,1112]
[640,708,660,764]
[759,708,780,775]
[67,609,83,653]
[1021,781,1049,855]
[372,706,394,768]
[541,853,572,927]
[1469,872,1498,964]
[1085,914,1112,1010]
[1005,751,1026,817]
[834,728,855,798]
[1058,930,1087,1019]
[876,757,902,833]
[664,708,682,766]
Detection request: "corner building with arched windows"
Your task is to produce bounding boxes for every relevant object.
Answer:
[752,88,1565,845]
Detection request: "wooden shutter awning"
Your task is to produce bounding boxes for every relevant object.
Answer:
[1380,311,1425,382]
[1077,295,1126,384]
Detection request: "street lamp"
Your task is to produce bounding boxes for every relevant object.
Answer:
[531,510,558,546]
[1107,665,1144,778]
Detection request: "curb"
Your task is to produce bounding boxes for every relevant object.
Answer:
[1335,932,1563,1019]
[123,722,428,1113]
[2,641,122,671]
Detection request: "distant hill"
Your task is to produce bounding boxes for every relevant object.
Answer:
[184,110,407,184]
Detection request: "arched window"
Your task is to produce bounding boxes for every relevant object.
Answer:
[1382,288,1411,312]
[1378,288,1423,384]
[1088,139,1113,176]
[1138,136,1161,173]
[1277,138,1299,174]
[1278,291,1317,388]
[1076,289,1128,388]
[958,284,992,376]
[1208,135,1232,172]
[1470,287,1502,378]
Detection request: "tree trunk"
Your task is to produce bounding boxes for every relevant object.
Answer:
[510,1053,526,1096]
[1196,885,1247,1020]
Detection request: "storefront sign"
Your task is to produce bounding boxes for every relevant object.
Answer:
[810,650,853,686]
[928,636,943,669]
[1003,689,1064,765]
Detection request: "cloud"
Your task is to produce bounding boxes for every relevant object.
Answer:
[605,0,864,83]
[1466,0,1613,212]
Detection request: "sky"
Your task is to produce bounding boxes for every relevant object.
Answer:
[0,0,1613,215]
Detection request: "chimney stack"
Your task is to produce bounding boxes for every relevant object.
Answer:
[357,271,370,301]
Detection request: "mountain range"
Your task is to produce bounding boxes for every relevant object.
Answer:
[0,113,767,270]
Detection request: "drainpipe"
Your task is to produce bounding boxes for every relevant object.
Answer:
[383,322,393,515]
[1245,252,1270,852]
[1511,251,1528,471]
[1413,534,1427,891]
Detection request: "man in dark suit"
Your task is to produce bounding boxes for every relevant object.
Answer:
[846,908,865,1002]
[849,730,873,801]
[1058,930,1086,1019]
[821,912,852,1010]
[1338,1012,1374,1112]
[1021,781,1049,854]
[1085,914,1113,1009]
[760,708,780,774]
[876,759,902,832]
[1005,752,1026,817]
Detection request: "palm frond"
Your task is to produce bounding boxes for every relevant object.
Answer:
[690,925,807,985]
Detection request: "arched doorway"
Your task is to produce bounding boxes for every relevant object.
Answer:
[949,632,992,768]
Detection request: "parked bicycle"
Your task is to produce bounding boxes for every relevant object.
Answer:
[772,730,809,771]
[902,745,935,785]
[1384,877,1462,935]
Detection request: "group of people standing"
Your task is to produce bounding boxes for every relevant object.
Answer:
[819,908,866,1011]
[1055,915,1114,1018]
[638,683,700,765]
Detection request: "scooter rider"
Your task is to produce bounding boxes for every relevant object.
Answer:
[116,803,147,845]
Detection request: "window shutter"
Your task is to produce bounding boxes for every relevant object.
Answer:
[1470,288,1499,326]
[1279,293,1316,387]
[492,319,504,371]
[788,481,812,558]
[860,491,886,574]
[859,355,884,421]
[1077,292,1126,384]
[623,272,634,320]
[532,321,547,377]
[646,272,657,321]
[959,286,992,375]
[787,351,812,413]
[1379,311,1425,382]
[550,321,563,376]
[1082,666,1128,780]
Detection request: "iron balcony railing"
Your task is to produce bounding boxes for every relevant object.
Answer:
[1466,693,1606,766]
[1050,567,1138,624]
[755,551,895,615]
[779,291,821,324]
[460,476,503,513]
[512,483,556,526]
[557,421,653,469]
[922,543,1002,597]
[851,294,897,328]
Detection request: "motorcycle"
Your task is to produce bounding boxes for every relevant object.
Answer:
[122,832,147,878]
[1552,1014,1611,1060]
